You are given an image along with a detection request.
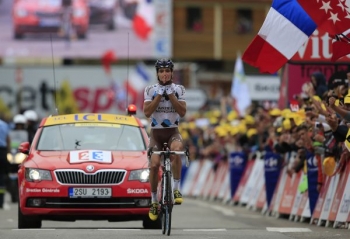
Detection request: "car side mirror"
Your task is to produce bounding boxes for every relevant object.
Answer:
[18,142,30,155]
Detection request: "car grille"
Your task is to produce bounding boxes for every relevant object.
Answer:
[26,197,150,209]
[54,170,126,185]
[36,11,61,18]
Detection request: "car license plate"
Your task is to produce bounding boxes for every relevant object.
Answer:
[69,188,112,198]
[40,18,60,27]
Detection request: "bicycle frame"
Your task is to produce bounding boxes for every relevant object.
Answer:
[148,143,189,236]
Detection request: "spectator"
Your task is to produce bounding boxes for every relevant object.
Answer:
[0,115,10,209]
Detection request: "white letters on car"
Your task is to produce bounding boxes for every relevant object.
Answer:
[127,188,149,194]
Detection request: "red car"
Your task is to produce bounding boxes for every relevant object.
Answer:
[17,109,161,229]
[13,0,89,39]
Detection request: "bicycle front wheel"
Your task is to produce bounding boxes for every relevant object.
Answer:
[161,171,173,235]
[162,205,172,236]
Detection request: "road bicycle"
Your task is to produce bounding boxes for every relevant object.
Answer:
[148,143,189,236]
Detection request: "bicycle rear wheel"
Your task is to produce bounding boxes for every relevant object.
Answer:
[161,171,173,236]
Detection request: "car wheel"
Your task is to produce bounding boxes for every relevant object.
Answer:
[18,203,42,229]
[14,32,24,40]
[77,32,87,39]
[106,18,115,31]
[143,216,162,229]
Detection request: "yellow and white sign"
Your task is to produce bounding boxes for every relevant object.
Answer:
[44,114,138,126]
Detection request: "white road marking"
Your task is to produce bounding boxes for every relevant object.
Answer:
[12,229,56,231]
[183,229,227,232]
[97,229,141,231]
[210,205,236,216]
[7,219,14,222]
[188,199,236,217]
[266,227,312,232]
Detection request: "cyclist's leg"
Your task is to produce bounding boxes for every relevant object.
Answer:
[148,130,162,220]
[168,129,184,204]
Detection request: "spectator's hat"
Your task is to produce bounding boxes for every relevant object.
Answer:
[281,108,291,118]
[238,123,247,134]
[344,94,350,104]
[227,111,238,121]
[244,115,255,125]
[215,126,227,138]
[269,108,281,117]
[247,128,257,138]
[230,126,239,136]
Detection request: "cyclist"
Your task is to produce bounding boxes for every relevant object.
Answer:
[143,59,187,221]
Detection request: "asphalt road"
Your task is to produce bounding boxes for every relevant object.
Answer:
[0,0,152,58]
[1,193,350,239]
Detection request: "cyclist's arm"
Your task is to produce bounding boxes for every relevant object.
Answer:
[143,96,162,118]
[168,94,186,117]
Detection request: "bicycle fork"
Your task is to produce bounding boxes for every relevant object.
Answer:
[161,160,174,205]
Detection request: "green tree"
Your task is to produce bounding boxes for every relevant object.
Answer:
[55,80,79,114]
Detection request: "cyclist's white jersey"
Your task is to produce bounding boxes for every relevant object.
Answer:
[144,83,186,129]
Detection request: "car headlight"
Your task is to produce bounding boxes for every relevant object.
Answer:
[16,9,28,17]
[8,153,27,164]
[73,9,85,18]
[25,169,52,182]
[128,169,149,182]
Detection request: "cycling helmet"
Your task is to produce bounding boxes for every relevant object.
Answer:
[155,58,174,71]
[23,110,38,122]
[13,114,27,124]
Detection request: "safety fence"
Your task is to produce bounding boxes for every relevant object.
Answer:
[180,152,350,230]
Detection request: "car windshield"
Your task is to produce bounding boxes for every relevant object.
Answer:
[36,123,146,151]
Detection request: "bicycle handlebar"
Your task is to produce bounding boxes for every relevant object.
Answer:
[148,149,190,167]
[151,151,186,155]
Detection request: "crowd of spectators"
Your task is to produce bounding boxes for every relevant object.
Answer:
[178,71,350,193]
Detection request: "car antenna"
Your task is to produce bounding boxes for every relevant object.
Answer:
[50,34,66,151]
[50,34,59,115]
[126,31,130,112]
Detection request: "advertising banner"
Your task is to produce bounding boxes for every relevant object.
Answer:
[0,65,157,117]
[229,152,247,198]
[306,154,319,215]
[334,160,350,223]
[318,174,340,224]
[233,160,254,203]
[291,29,350,63]
[264,152,282,208]
[312,175,331,221]
[240,159,264,204]
[2,0,172,59]
[328,161,350,222]
[245,76,280,101]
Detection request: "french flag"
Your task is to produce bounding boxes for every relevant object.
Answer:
[125,62,151,109]
[133,0,154,40]
[243,0,317,74]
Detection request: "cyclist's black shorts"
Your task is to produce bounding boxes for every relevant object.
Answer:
[149,128,183,151]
